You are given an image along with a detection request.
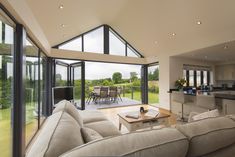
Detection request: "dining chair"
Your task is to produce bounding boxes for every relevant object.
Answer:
[109,86,118,103]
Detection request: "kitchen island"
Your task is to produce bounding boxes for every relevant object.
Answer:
[170,90,235,119]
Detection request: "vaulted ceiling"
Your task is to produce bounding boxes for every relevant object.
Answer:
[23,0,235,58]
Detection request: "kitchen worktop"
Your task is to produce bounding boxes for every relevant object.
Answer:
[171,90,235,100]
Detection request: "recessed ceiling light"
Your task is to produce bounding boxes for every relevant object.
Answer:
[154,41,158,44]
[172,33,176,36]
[59,5,64,9]
[60,24,65,28]
[197,21,202,25]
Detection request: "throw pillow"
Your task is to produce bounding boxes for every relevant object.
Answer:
[192,109,220,121]
[81,127,103,143]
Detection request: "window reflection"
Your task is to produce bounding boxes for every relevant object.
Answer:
[25,39,39,145]
[84,27,104,53]
[109,30,125,56]
[59,37,82,51]
[0,19,14,157]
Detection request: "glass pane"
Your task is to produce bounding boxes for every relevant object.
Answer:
[148,65,159,105]
[84,27,103,53]
[196,71,201,87]
[109,30,125,56]
[59,37,82,51]
[5,24,14,44]
[189,70,194,86]
[203,71,208,85]
[74,65,82,108]
[39,52,46,124]
[25,39,39,145]
[183,70,187,86]
[127,46,139,57]
[55,64,68,86]
[85,62,141,108]
[0,20,14,157]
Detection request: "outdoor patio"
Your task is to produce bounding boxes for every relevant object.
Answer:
[75,97,141,110]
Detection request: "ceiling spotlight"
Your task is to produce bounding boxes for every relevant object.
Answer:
[224,45,228,49]
[172,33,176,36]
[197,21,202,25]
[60,24,65,28]
[59,5,64,9]
[154,41,158,44]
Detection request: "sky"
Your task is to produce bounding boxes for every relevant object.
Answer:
[85,62,141,80]
[57,59,141,80]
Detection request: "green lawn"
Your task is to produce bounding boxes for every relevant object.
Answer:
[0,105,38,157]
[0,108,11,157]
[124,91,159,105]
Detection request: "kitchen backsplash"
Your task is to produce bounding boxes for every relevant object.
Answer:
[215,80,235,87]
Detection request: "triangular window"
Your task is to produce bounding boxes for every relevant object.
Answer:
[54,25,143,58]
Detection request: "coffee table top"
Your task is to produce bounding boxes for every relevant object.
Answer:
[118,109,170,123]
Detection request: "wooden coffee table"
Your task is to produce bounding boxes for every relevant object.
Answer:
[118,109,170,132]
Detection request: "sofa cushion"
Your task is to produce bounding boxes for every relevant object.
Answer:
[84,120,121,137]
[192,109,220,121]
[202,143,235,157]
[79,110,107,124]
[81,127,103,143]
[26,111,84,157]
[60,128,189,157]
[176,116,235,157]
[53,100,83,126]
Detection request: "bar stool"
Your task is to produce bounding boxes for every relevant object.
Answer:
[171,92,186,121]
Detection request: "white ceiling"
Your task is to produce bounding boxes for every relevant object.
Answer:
[176,40,235,62]
[25,0,235,58]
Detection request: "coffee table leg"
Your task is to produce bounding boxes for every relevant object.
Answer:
[119,123,122,131]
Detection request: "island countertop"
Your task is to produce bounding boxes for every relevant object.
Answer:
[171,90,235,100]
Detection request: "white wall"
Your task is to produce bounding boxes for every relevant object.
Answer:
[157,56,215,111]
[158,54,170,110]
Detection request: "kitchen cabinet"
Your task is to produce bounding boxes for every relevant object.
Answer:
[222,99,235,115]
[215,64,235,81]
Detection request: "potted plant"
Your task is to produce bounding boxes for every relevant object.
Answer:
[175,78,187,90]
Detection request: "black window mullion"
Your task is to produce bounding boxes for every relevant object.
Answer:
[13,24,26,157]
[186,70,189,87]
[103,25,109,54]
[207,71,210,85]
[201,71,204,85]
[125,43,127,56]
[81,35,84,52]
[2,22,5,42]
[38,50,41,129]
[194,70,197,87]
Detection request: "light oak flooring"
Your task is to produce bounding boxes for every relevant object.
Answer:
[98,104,177,134]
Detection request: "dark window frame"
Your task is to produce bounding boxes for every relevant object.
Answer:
[146,62,159,104]
[183,69,211,87]
[0,3,50,157]
[53,24,144,58]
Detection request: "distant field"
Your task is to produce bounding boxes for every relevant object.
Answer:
[124,91,159,104]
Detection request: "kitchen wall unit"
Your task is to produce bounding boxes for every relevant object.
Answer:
[215,64,235,81]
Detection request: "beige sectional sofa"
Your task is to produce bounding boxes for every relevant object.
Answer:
[26,100,235,157]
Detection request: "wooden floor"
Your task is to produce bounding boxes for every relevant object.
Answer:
[98,104,177,134]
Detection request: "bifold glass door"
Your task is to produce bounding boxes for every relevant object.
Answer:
[54,60,85,109]
[71,62,83,109]
[55,61,69,86]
